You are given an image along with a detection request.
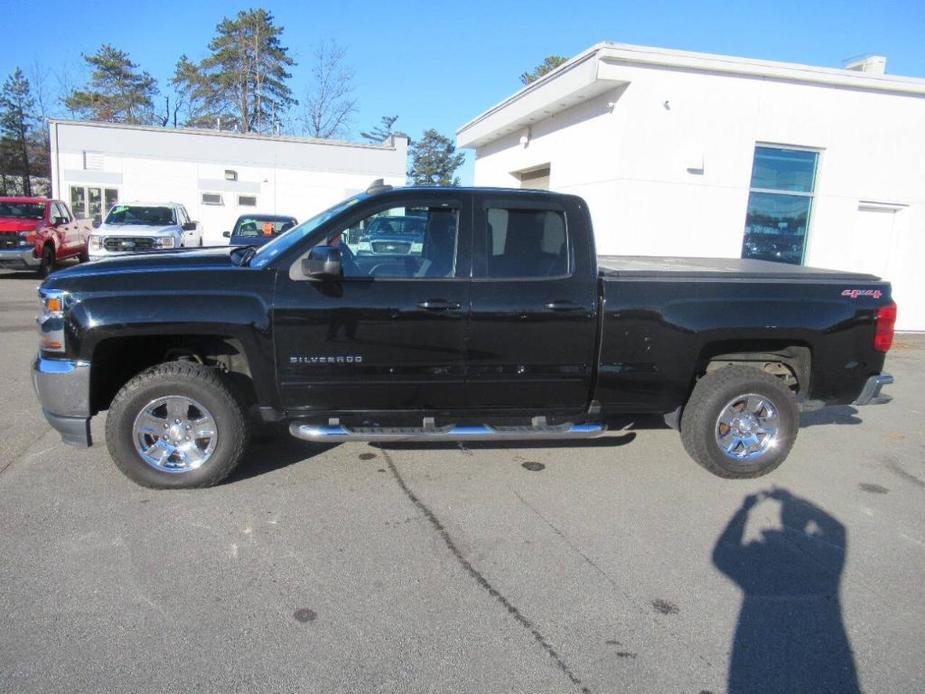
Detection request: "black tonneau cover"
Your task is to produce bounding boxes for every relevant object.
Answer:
[597,255,880,282]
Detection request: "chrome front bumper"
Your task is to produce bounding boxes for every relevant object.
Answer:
[0,246,40,268]
[32,356,92,446]
[853,373,894,406]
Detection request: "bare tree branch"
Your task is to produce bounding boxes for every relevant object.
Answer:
[302,41,357,139]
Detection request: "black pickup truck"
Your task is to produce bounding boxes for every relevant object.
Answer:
[33,183,896,488]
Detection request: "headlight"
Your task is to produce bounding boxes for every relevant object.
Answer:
[358,241,371,252]
[17,231,33,247]
[410,242,423,253]
[154,236,176,249]
[89,234,103,250]
[37,288,69,353]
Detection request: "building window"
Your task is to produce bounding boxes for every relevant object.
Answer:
[70,185,118,223]
[201,193,223,205]
[741,145,819,265]
[238,195,257,207]
[224,169,238,181]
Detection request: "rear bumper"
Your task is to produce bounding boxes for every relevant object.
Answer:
[853,373,894,406]
[32,356,92,446]
[0,246,40,269]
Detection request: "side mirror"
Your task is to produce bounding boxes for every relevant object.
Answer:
[92,219,101,229]
[222,231,231,238]
[302,245,342,280]
[53,217,67,226]
[182,221,198,231]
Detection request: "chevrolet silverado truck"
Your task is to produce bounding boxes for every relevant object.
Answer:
[32,183,896,489]
[0,197,90,276]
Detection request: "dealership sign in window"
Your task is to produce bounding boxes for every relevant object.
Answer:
[741,146,819,265]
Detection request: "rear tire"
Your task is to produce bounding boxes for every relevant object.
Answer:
[680,366,799,479]
[105,362,250,489]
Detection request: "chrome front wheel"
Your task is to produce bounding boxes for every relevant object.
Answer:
[107,361,249,488]
[133,395,218,473]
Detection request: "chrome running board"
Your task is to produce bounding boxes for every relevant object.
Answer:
[289,418,606,442]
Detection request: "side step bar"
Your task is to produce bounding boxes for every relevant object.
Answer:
[289,419,607,443]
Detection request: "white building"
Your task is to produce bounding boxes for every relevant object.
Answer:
[49,120,409,246]
[457,43,925,330]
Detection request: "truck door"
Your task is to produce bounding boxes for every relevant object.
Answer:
[273,194,471,413]
[467,196,598,411]
[51,202,75,253]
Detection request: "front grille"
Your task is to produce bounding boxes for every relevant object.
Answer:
[371,241,411,254]
[0,233,24,249]
[103,237,155,252]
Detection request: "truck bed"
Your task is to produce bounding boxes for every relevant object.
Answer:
[598,255,880,282]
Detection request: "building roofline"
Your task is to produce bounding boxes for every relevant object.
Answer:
[457,41,925,146]
[47,119,408,151]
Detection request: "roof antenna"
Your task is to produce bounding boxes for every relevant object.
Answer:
[366,178,393,195]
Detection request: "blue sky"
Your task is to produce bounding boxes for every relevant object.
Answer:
[4,0,923,183]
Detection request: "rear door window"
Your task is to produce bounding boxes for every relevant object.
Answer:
[476,207,568,279]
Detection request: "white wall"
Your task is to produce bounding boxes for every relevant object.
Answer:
[471,65,925,330]
[50,122,408,246]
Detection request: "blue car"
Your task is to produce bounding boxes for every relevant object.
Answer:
[224,214,297,247]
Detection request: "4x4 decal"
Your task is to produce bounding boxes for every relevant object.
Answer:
[842,289,882,299]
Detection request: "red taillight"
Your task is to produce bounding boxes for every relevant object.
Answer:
[874,302,897,353]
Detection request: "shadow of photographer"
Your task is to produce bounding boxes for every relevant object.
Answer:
[713,488,859,694]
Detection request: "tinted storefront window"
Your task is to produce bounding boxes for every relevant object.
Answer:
[742,146,819,265]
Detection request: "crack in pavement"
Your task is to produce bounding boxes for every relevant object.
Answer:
[382,450,591,694]
[512,487,716,672]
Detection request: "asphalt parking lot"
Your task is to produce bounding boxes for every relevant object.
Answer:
[2,269,924,693]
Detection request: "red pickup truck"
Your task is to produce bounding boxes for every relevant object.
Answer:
[0,197,91,276]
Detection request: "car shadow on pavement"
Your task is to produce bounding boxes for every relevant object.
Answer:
[713,488,859,694]
[800,406,863,427]
[229,436,336,483]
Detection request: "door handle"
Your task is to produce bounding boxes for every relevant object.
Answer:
[544,300,584,312]
[417,300,461,311]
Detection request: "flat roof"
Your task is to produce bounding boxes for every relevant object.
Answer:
[457,42,925,148]
[48,119,407,152]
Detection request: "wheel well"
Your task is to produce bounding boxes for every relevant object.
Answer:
[90,335,254,414]
[695,341,812,394]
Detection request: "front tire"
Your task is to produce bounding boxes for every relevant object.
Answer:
[38,245,55,278]
[680,366,799,479]
[105,362,249,488]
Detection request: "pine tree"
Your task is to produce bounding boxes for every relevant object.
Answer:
[408,129,466,186]
[64,45,158,124]
[0,68,38,195]
[199,9,296,133]
[361,115,399,143]
[520,56,568,85]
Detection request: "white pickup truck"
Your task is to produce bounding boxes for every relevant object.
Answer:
[88,202,202,259]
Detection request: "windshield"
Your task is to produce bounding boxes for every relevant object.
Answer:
[250,194,365,268]
[0,202,45,220]
[364,216,426,237]
[105,205,176,226]
[233,217,297,238]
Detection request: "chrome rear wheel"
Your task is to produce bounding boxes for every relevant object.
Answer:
[714,394,780,461]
